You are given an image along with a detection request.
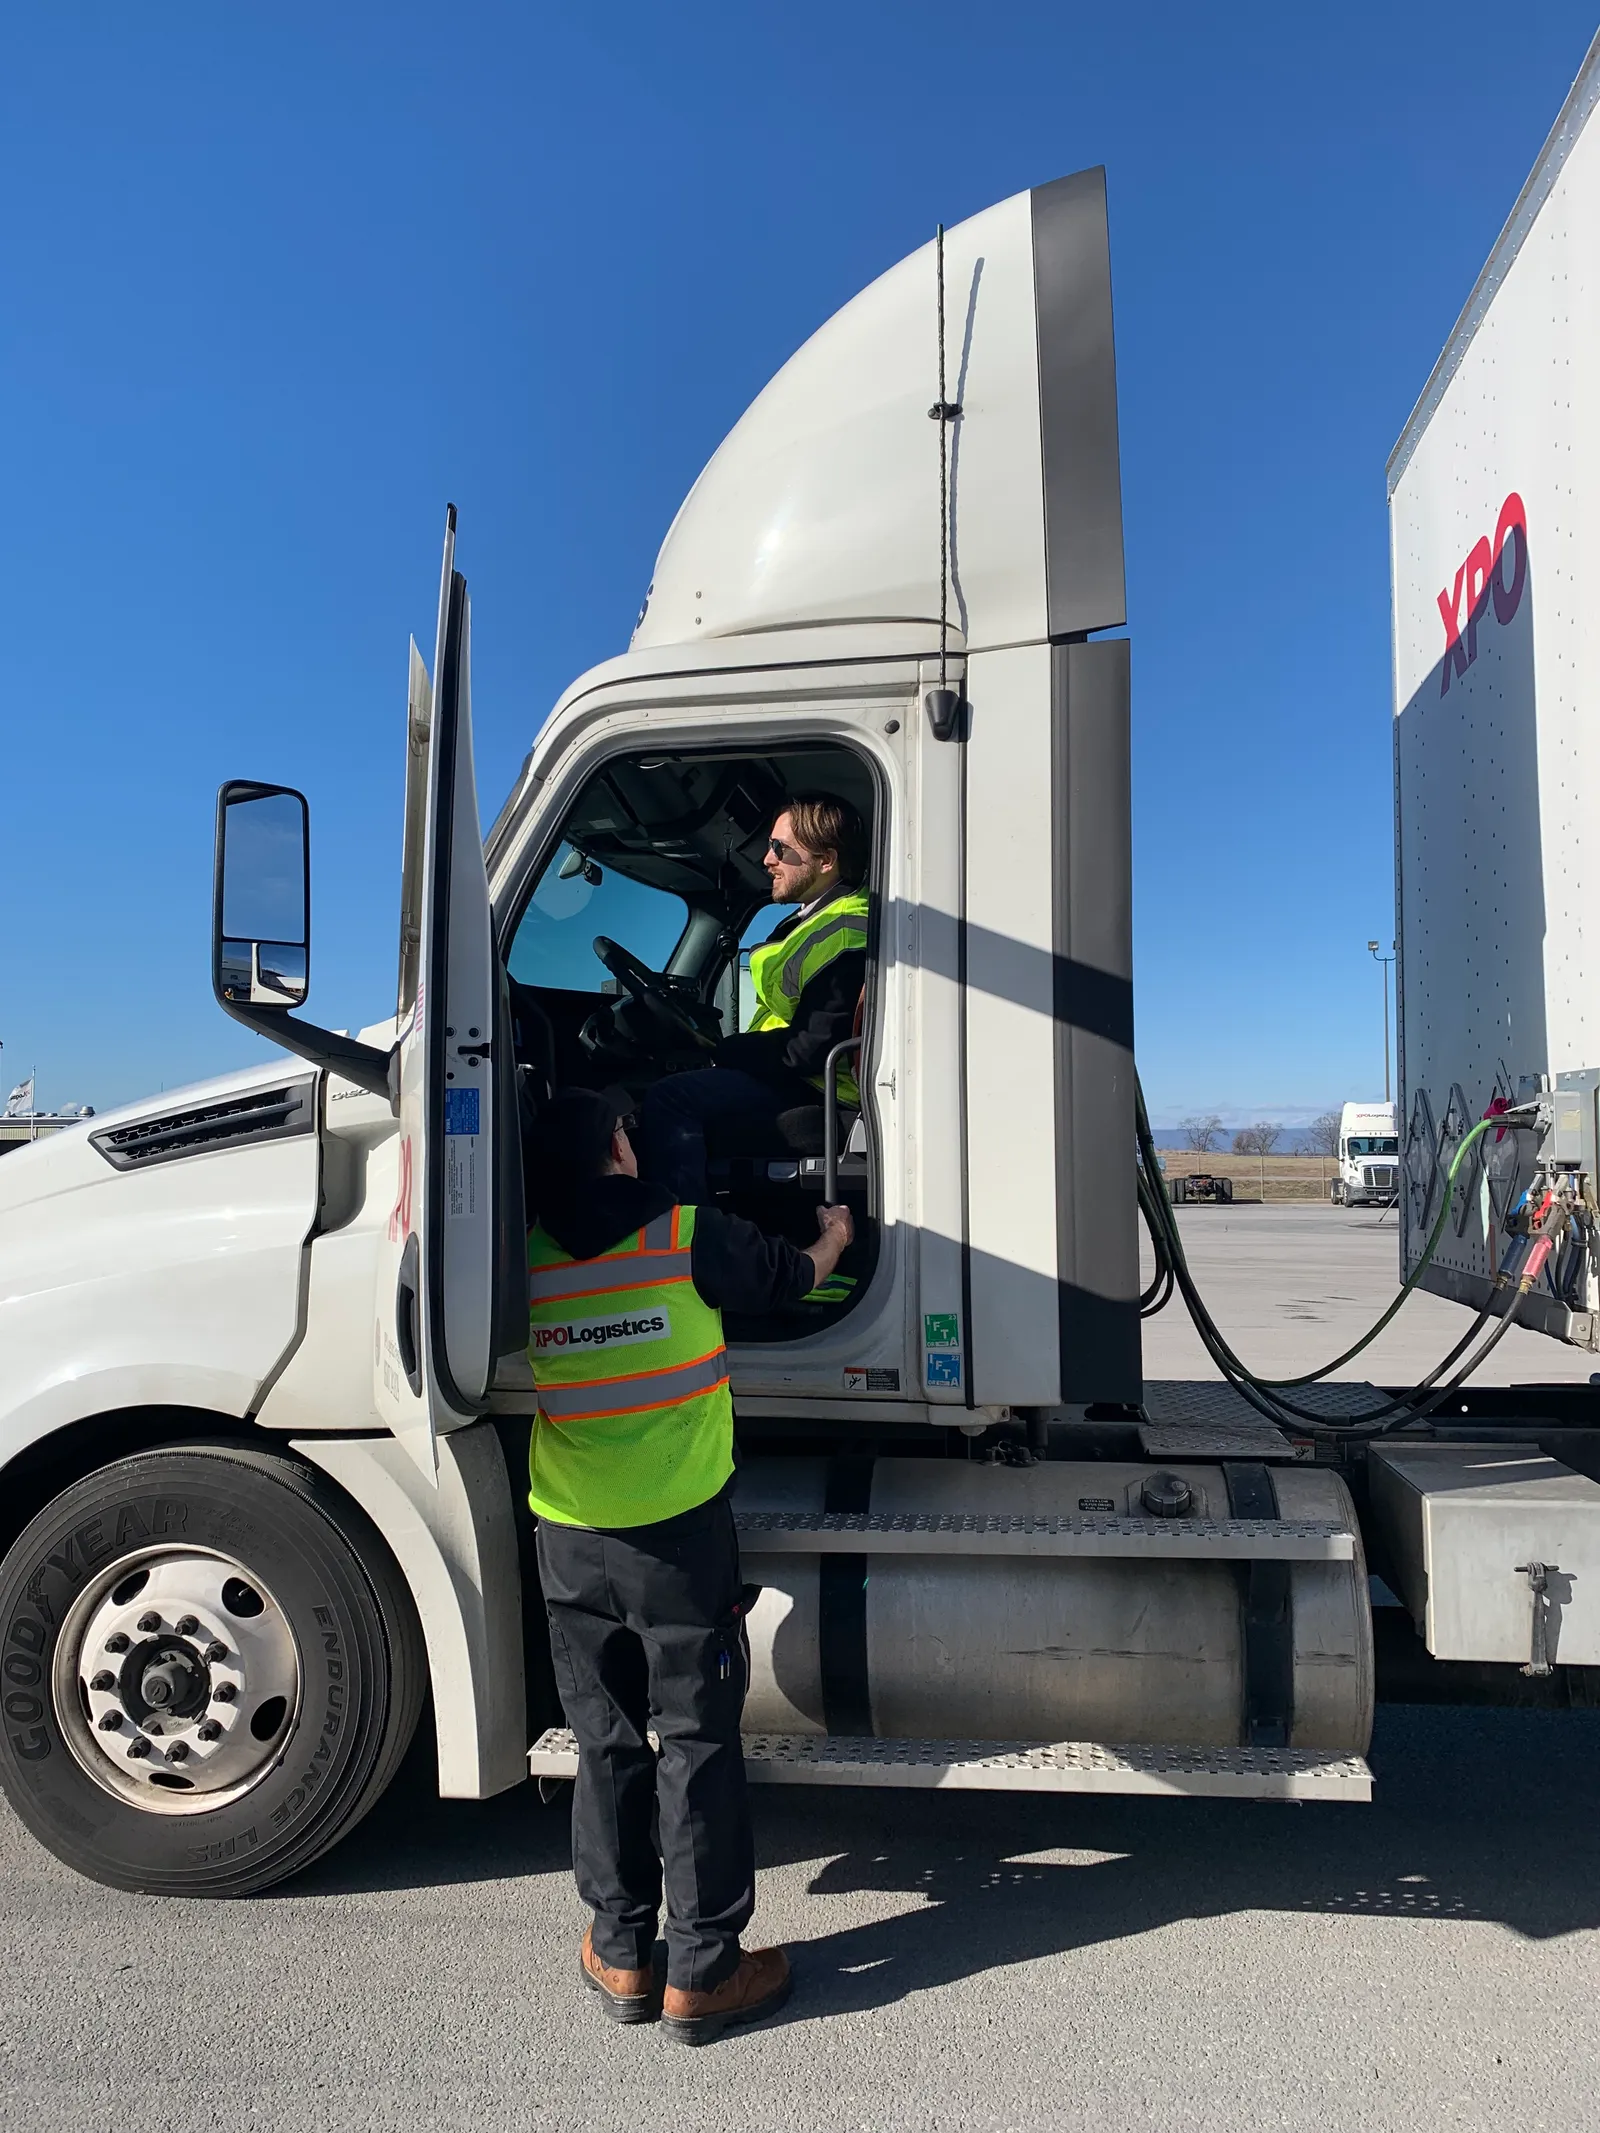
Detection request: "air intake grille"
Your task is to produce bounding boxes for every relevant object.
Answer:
[90,1083,315,1172]
[1366,1164,1397,1192]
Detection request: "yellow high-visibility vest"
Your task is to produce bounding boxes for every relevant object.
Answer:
[526,1205,732,1529]
[747,888,869,1105]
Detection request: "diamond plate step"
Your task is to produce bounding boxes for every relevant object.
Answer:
[1138,1378,1386,1461]
[733,1510,1353,1561]
[527,1728,1371,1802]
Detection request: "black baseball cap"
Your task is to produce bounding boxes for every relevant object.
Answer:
[528,1086,631,1196]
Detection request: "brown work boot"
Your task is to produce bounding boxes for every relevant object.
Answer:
[579,1925,662,2024]
[662,1946,792,2045]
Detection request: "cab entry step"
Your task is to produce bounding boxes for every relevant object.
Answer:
[527,1729,1372,1802]
[732,1509,1354,1561]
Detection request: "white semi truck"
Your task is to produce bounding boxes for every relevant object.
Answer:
[6,54,1600,1898]
[1332,1102,1399,1208]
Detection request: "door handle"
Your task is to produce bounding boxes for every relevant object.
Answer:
[395,1232,423,1397]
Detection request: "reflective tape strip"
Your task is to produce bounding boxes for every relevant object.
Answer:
[643,1211,676,1250]
[529,1248,692,1303]
[535,1347,730,1422]
[778,910,866,1000]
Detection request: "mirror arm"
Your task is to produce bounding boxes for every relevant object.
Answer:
[217,1000,398,1106]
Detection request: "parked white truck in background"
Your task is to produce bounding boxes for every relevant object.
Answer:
[1332,1103,1399,1208]
[4,38,1600,1904]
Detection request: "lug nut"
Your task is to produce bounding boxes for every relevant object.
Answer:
[203,1641,227,1664]
[90,1671,116,1692]
[104,1633,130,1654]
[98,1710,123,1731]
[136,1612,161,1633]
[167,1742,191,1764]
[125,1737,151,1760]
[212,1682,237,1704]
[175,1615,199,1637]
[197,1719,222,1743]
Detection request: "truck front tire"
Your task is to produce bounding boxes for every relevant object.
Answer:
[0,1442,425,1896]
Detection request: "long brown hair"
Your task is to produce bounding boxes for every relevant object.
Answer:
[783,792,867,883]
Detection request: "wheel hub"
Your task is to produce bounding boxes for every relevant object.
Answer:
[55,1550,301,1814]
[128,1639,209,1722]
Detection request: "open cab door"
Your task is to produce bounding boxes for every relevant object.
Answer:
[374,508,514,1475]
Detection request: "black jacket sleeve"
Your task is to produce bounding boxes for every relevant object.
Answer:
[714,947,867,1088]
[690,1206,814,1313]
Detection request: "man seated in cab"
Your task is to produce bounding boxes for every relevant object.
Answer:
[639,793,870,1202]
[526,1086,853,2043]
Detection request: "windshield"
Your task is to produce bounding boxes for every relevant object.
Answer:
[1347,1136,1399,1156]
[507,843,688,992]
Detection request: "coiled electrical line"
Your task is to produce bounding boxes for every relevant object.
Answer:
[1134,1077,1549,1438]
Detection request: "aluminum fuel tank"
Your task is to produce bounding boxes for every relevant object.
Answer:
[735,1456,1373,1752]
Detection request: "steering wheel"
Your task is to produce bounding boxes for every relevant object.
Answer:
[592,936,715,1050]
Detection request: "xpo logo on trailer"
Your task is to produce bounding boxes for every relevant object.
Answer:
[1437,491,1527,693]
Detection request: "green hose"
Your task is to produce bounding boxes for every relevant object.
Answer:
[1259,1113,1502,1385]
[1134,1083,1532,1431]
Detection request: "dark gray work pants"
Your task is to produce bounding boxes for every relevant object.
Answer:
[535,1487,755,1993]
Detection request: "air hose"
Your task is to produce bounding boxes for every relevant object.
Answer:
[1134,1078,1550,1438]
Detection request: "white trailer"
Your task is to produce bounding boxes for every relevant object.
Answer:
[1391,31,1600,1347]
[7,106,1600,1900]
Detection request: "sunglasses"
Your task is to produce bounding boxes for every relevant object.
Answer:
[766,836,815,865]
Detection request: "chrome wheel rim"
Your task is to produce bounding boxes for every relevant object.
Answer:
[53,1548,301,1816]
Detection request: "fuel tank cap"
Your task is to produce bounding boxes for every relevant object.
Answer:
[1141,1471,1193,1519]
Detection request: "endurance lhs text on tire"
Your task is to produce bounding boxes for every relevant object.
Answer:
[0,1443,424,1896]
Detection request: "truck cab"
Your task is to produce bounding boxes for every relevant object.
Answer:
[0,164,1395,1897]
[1332,1103,1399,1208]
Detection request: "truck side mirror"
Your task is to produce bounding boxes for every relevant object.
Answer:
[208,782,395,1102]
[213,782,311,1009]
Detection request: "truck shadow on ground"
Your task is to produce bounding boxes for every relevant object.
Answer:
[295,1705,1600,2017]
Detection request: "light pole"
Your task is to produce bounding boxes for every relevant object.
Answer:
[1367,939,1395,1104]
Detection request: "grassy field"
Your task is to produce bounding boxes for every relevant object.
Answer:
[1157,1149,1339,1203]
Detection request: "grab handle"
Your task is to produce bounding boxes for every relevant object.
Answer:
[822,1038,863,1203]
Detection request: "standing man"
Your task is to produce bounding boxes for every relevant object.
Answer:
[526,1086,853,2044]
[640,792,870,1202]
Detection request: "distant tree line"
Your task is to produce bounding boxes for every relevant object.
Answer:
[1175,1109,1343,1158]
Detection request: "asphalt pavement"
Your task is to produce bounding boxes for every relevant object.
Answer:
[7,1205,1600,2132]
[5,1703,1600,2133]
[1141,1202,1599,1386]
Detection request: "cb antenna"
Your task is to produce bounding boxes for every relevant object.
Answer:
[926,222,963,741]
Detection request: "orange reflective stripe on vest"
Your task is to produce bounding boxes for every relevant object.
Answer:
[531,1343,730,1422]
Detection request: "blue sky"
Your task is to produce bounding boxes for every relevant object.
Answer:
[2,4,1595,1125]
